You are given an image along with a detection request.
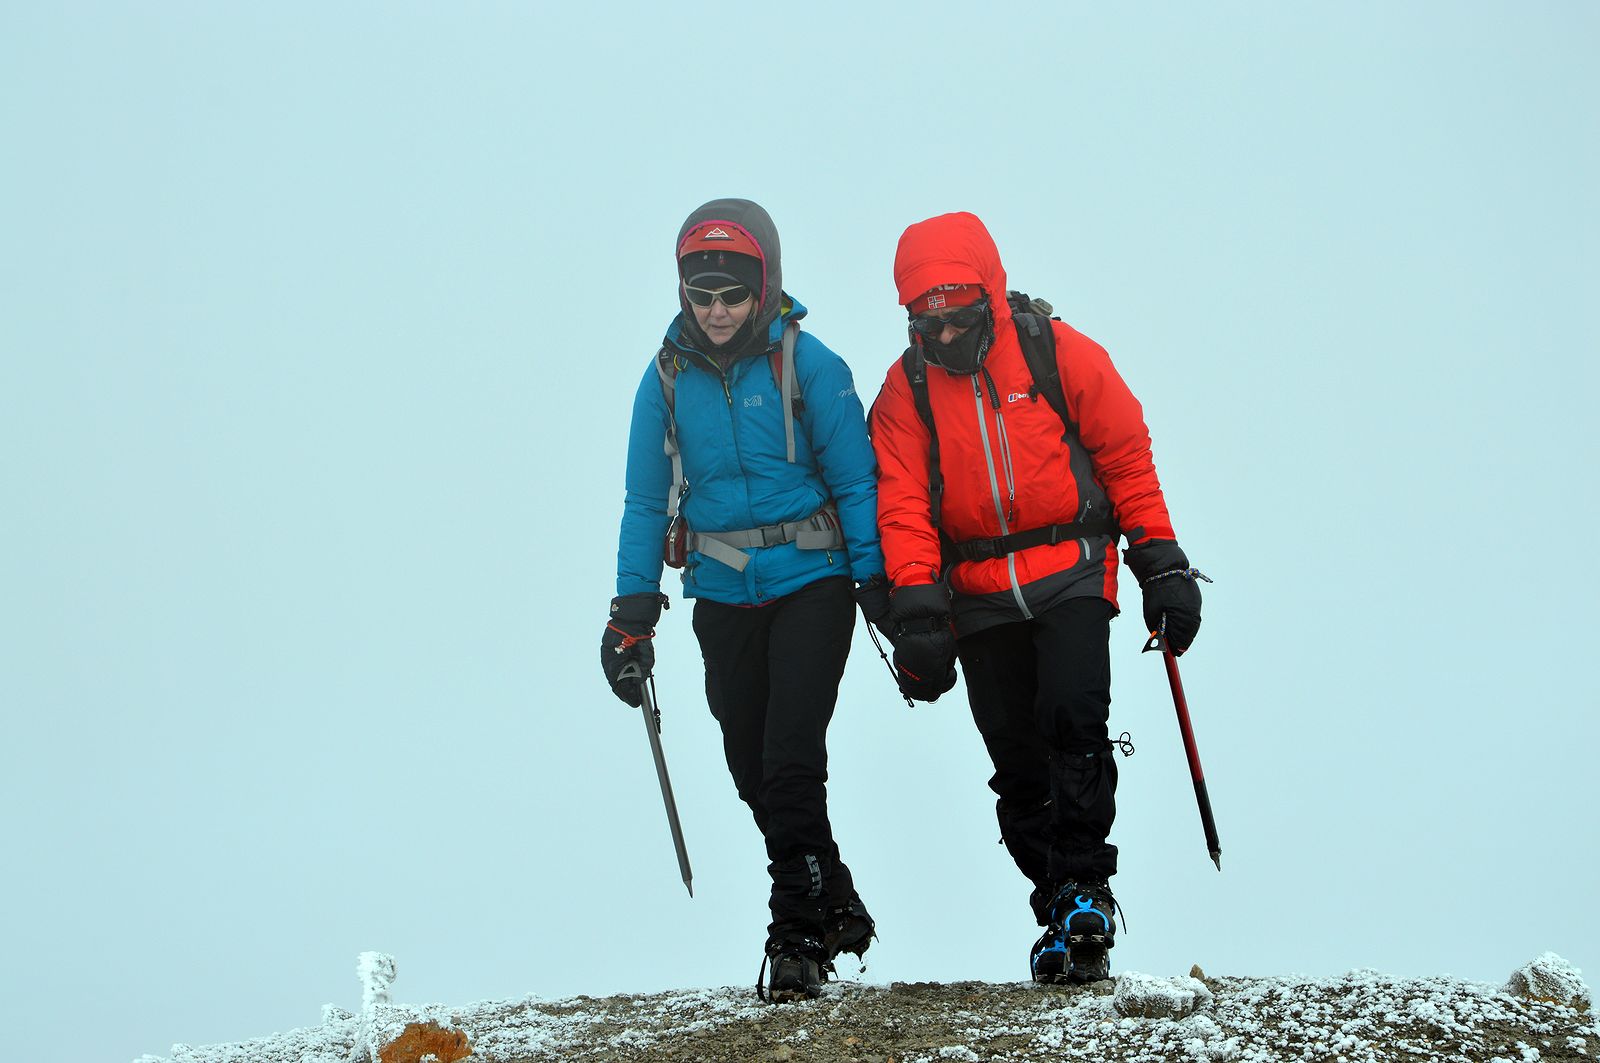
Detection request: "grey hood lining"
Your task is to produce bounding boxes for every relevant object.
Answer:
[674,198,783,360]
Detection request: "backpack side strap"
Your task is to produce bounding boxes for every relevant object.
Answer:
[655,346,687,519]
[899,345,944,529]
[1011,311,1077,444]
[776,320,801,464]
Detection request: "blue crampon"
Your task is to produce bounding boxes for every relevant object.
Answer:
[1030,924,1069,983]
[1041,880,1119,984]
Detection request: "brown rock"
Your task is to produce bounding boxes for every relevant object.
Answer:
[377,1020,472,1063]
[1505,953,1593,1012]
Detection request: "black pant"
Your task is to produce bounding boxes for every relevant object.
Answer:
[693,576,857,949]
[957,596,1119,924]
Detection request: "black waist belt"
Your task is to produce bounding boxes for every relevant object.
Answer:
[950,517,1119,562]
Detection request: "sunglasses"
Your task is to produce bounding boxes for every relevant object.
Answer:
[683,283,755,309]
[909,300,989,339]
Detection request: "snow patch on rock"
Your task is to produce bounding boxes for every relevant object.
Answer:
[1507,953,1592,1012]
[1114,970,1215,1019]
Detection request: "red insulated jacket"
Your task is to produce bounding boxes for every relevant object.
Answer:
[869,213,1177,635]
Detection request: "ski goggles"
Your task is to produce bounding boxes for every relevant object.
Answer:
[909,299,989,339]
[683,283,754,309]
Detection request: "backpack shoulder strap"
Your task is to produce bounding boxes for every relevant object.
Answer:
[899,344,943,528]
[1012,311,1077,443]
[769,320,803,464]
[655,345,679,407]
[654,346,687,518]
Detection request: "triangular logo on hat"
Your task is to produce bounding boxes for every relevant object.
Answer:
[703,227,734,240]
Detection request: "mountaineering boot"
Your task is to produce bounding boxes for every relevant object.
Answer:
[760,938,824,1003]
[1030,923,1068,984]
[822,895,876,973]
[1049,879,1118,984]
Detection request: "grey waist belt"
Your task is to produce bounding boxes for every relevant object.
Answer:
[691,504,843,573]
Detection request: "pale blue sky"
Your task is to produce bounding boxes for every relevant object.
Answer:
[3,4,1596,1061]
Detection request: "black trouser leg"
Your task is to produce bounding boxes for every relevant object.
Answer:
[958,597,1118,923]
[693,576,855,948]
[1031,598,1117,887]
[957,618,1053,917]
[820,841,857,913]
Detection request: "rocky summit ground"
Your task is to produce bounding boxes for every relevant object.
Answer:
[147,956,1598,1063]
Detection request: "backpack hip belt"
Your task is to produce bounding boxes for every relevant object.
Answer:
[950,514,1119,563]
[689,502,843,573]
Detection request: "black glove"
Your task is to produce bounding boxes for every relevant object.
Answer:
[852,574,893,639]
[600,592,667,707]
[886,582,958,702]
[1124,541,1205,656]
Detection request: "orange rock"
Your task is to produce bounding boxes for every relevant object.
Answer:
[377,1020,472,1063]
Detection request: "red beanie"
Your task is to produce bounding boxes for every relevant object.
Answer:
[907,284,983,314]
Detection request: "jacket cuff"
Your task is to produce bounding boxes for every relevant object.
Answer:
[889,560,941,587]
[888,580,951,620]
[1123,540,1189,585]
[610,592,667,627]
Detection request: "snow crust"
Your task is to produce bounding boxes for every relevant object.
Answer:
[134,955,1600,1063]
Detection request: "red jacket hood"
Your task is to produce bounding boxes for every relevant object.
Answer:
[893,212,1013,332]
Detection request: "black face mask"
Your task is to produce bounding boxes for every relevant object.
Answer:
[914,304,994,376]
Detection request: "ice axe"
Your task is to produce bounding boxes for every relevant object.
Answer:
[618,662,694,896]
[1142,626,1222,871]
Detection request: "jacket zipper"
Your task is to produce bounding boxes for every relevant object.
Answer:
[971,372,1031,620]
[712,357,763,594]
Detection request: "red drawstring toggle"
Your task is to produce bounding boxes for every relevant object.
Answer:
[606,623,655,652]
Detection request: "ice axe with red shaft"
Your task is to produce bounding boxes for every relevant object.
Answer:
[1142,624,1222,871]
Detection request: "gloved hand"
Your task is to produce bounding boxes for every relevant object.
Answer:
[1124,541,1206,656]
[600,592,667,706]
[886,581,958,702]
[852,574,893,639]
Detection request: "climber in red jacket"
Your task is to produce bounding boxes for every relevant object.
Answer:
[866,211,1207,984]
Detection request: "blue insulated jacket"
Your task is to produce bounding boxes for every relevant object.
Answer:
[616,296,884,605]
